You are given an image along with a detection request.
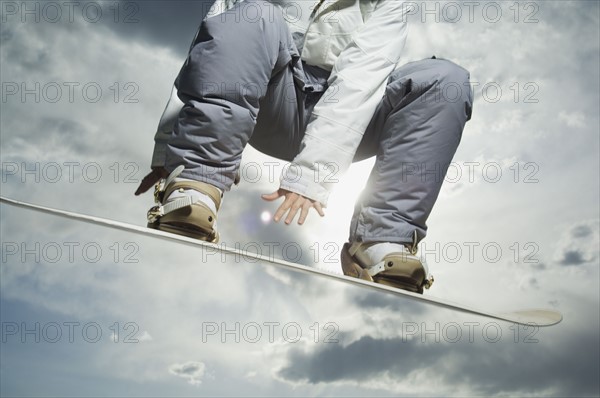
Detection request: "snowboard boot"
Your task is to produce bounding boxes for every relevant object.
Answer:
[341,239,434,294]
[147,165,222,242]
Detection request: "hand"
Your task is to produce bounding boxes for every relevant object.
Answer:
[134,167,169,196]
[262,189,325,225]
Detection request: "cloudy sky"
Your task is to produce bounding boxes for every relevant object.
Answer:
[1,0,598,396]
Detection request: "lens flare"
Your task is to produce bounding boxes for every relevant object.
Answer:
[260,211,272,223]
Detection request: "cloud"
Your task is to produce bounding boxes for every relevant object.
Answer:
[572,224,593,238]
[98,0,216,58]
[350,290,430,321]
[553,220,599,267]
[558,111,587,128]
[275,329,600,397]
[168,361,206,385]
[138,330,154,342]
[0,1,598,397]
[559,250,587,266]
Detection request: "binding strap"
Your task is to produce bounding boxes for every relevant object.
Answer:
[148,165,223,223]
[163,181,222,212]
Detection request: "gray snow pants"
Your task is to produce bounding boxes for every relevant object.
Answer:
[164,0,473,245]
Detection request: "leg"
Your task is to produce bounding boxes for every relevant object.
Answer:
[152,1,305,241]
[250,63,335,160]
[350,58,474,246]
[164,0,304,190]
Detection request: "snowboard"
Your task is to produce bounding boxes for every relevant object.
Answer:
[0,196,563,327]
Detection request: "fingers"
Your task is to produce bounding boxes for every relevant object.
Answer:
[298,200,313,225]
[297,200,325,224]
[284,195,305,225]
[263,189,326,225]
[314,202,325,217]
[273,192,298,223]
[276,194,325,225]
[261,190,283,202]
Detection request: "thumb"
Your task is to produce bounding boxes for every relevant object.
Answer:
[261,190,283,201]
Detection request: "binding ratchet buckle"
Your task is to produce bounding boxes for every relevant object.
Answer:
[147,205,164,224]
[409,231,434,289]
[147,165,186,223]
[148,180,167,223]
[423,275,434,290]
[153,180,166,204]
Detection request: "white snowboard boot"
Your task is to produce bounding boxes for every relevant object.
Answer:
[147,166,222,242]
[341,239,434,294]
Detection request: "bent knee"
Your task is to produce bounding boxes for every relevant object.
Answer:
[434,59,471,85]
[386,58,474,119]
[390,58,471,94]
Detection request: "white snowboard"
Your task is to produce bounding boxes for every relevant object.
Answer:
[0,196,563,327]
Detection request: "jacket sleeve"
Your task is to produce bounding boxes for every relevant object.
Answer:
[150,85,184,168]
[279,0,413,206]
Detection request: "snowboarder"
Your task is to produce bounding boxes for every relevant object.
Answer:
[135,0,474,294]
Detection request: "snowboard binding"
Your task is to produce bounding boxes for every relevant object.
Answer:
[341,239,434,294]
[147,166,222,243]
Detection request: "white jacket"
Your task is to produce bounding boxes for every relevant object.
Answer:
[280,0,411,205]
[153,0,411,205]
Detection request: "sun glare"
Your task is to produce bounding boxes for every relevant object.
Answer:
[260,210,272,224]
